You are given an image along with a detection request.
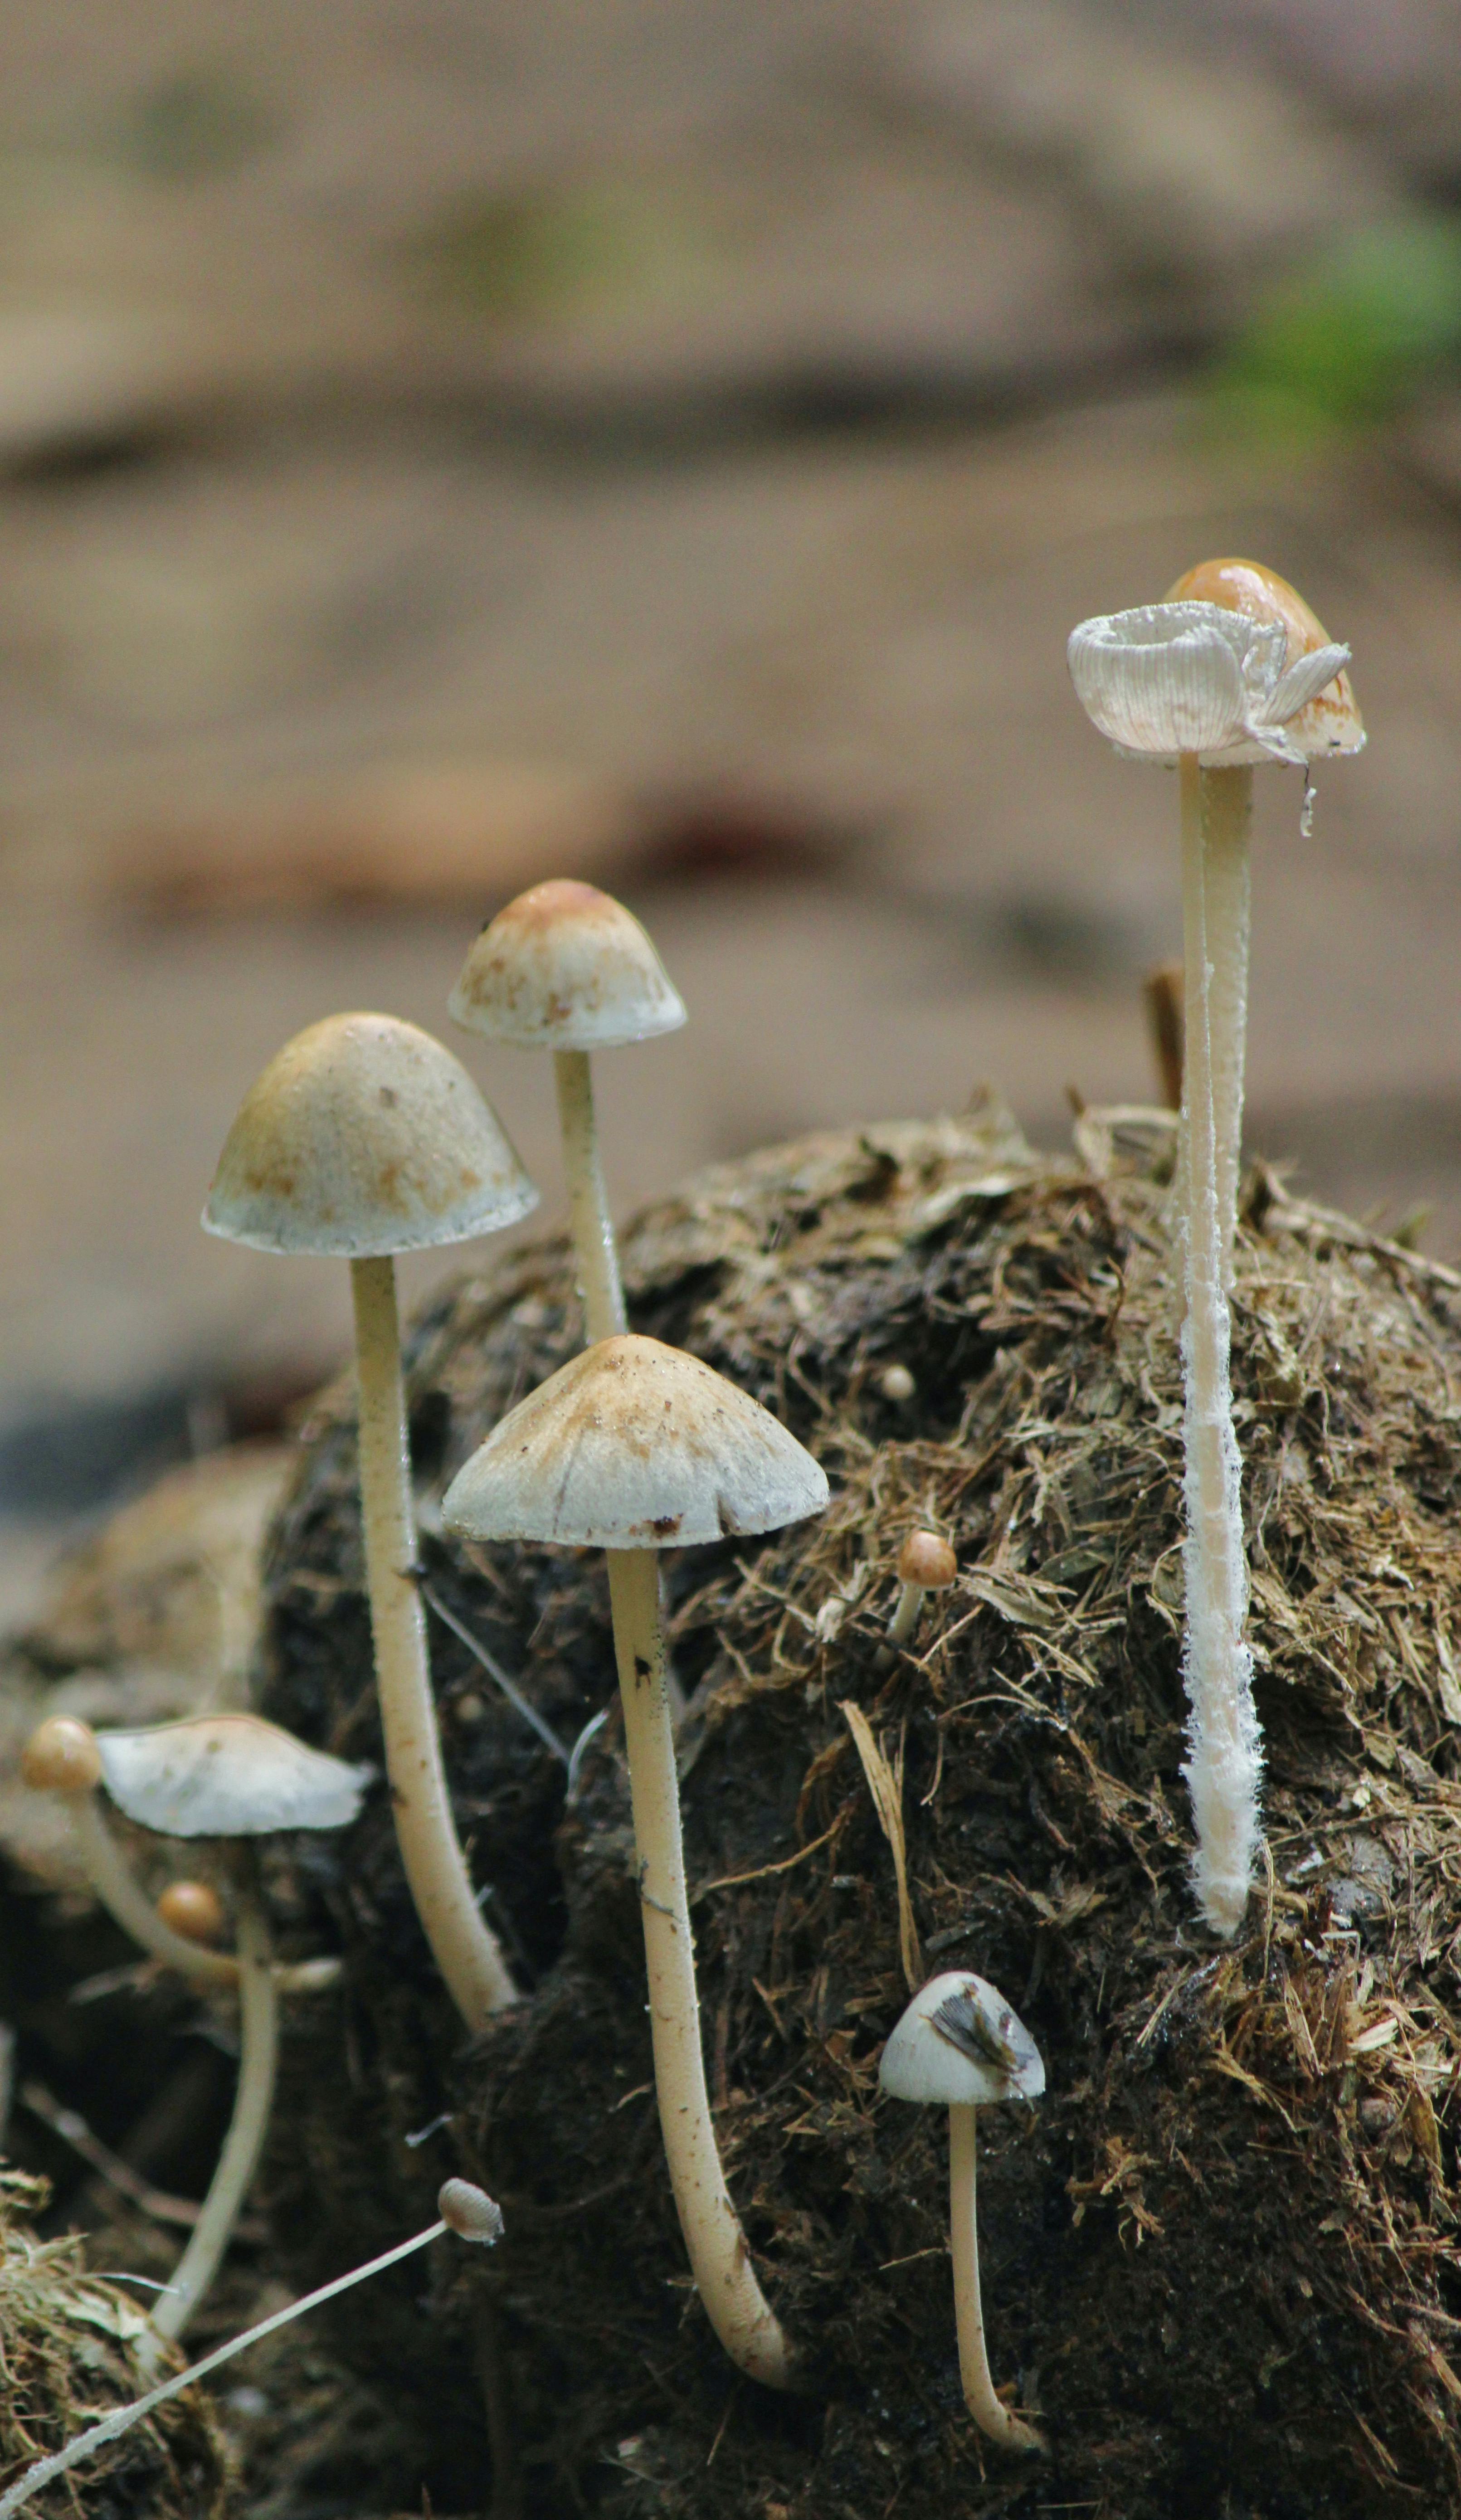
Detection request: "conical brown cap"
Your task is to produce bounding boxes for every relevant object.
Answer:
[95,1713,373,1838]
[449,880,686,1051]
[442,1333,828,1549]
[1164,558,1364,763]
[204,1013,538,1258]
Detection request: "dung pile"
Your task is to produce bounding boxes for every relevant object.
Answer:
[259,1095,1461,2520]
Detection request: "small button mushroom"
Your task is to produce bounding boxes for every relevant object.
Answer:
[879,1362,916,1405]
[205,1012,539,2032]
[449,880,685,1344]
[880,1971,1046,2454]
[156,1880,226,1947]
[442,1333,828,2391]
[879,1530,957,1666]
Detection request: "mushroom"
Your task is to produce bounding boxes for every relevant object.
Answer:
[0,2178,503,2518]
[155,1879,225,1947]
[877,1530,957,1667]
[83,1712,371,2344]
[1067,582,1361,1938]
[441,1333,828,2388]
[204,1012,538,2030]
[448,880,685,1344]
[879,1971,1045,2454]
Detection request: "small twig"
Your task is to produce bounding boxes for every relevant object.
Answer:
[18,2083,204,2229]
[694,1811,848,1902]
[421,1582,569,1764]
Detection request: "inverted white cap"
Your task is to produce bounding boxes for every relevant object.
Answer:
[449,880,686,1051]
[204,1012,538,1259]
[879,1971,1045,2107]
[442,1333,828,1550]
[1068,598,1352,770]
[95,1713,373,1837]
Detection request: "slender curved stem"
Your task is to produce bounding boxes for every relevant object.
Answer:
[948,2104,1042,2452]
[150,1898,278,2341]
[65,1796,335,1995]
[1178,755,1261,1938]
[554,1050,626,1344]
[351,1255,518,2029]
[607,1546,792,2389]
[1202,767,1252,1291]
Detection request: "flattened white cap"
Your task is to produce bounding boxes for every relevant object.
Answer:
[204,1012,538,1257]
[449,880,686,1051]
[1164,557,1364,764]
[95,1713,373,1838]
[879,1971,1045,2108]
[442,1333,828,1550]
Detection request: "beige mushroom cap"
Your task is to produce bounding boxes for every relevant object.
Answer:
[204,1012,538,1259]
[442,1333,829,1550]
[898,1531,957,1589]
[880,1971,1045,2108]
[1165,558,1364,764]
[94,1713,373,1838]
[22,1715,104,1795]
[449,880,686,1052]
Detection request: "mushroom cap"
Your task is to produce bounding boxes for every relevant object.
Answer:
[897,1530,957,1589]
[204,1012,538,1258]
[879,1971,1045,2107]
[442,1333,829,1550]
[438,2179,504,2244]
[1068,596,1353,770]
[1165,558,1364,764]
[94,1714,373,1838]
[22,1715,102,1795]
[156,1879,227,1946]
[448,879,687,1051]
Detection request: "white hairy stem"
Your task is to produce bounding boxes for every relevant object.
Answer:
[352,1255,519,2028]
[607,1546,792,2389]
[554,1049,627,1343]
[67,1795,335,1995]
[1178,754,1262,1938]
[150,1899,278,2341]
[948,2104,1043,2453]
[1168,763,1251,1314]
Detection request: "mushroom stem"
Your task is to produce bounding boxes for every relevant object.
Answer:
[885,1581,925,1651]
[1178,754,1261,1938]
[1199,766,1252,1289]
[65,1797,332,1995]
[947,2103,1042,2452]
[150,1897,279,2342]
[554,1049,627,1343]
[351,1254,519,2028]
[605,1545,792,2389]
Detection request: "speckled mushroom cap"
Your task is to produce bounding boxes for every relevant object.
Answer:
[95,1714,372,1838]
[448,880,686,1051]
[880,1971,1045,2108]
[1164,558,1364,765]
[442,1333,828,1550]
[203,1012,538,1257]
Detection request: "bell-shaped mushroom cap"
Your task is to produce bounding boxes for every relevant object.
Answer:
[449,880,687,1051]
[898,1531,957,1589]
[1165,558,1364,764]
[442,1333,828,1550]
[94,1714,373,1838]
[204,1012,538,1259]
[880,1971,1045,2108]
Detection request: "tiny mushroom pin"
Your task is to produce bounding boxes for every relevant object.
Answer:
[204,1012,538,2031]
[877,1531,957,1668]
[449,880,686,1344]
[442,1333,828,2389]
[84,1713,372,2344]
[880,1971,1046,2454]
[1067,573,1361,1939]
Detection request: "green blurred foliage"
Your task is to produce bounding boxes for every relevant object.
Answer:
[1207,216,1461,443]
[410,181,717,324]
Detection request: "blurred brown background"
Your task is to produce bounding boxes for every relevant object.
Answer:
[3,0,1461,1603]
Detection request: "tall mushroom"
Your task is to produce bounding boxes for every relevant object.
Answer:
[879,1970,1045,2454]
[448,880,686,1343]
[85,1713,370,2342]
[441,1333,828,2388]
[204,1012,538,2029]
[1067,586,1360,1937]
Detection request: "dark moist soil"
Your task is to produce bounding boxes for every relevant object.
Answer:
[257,1097,1461,2520]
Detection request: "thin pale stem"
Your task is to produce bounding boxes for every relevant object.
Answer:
[554,1050,626,1344]
[352,1255,518,2029]
[0,2216,450,2517]
[948,2104,1042,2452]
[66,1797,335,1995]
[150,1898,278,2341]
[606,1546,792,2389]
[1201,766,1252,1291]
[1178,755,1261,1939]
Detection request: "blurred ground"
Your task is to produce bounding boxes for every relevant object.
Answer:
[2,0,1461,1617]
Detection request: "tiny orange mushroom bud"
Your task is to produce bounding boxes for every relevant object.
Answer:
[897,1531,957,1591]
[157,1881,227,1947]
[22,1717,103,1796]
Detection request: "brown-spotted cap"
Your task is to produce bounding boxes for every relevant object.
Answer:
[449,880,686,1051]
[1164,558,1364,764]
[442,1333,828,1550]
[880,1970,1045,2109]
[94,1713,373,1838]
[204,1012,538,1258]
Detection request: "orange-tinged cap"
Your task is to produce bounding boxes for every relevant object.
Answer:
[451,880,686,1051]
[22,1715,102,1795]
[157,1879,227,1945]
[897,1531,957,1589]
[1164,559,1364,762]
